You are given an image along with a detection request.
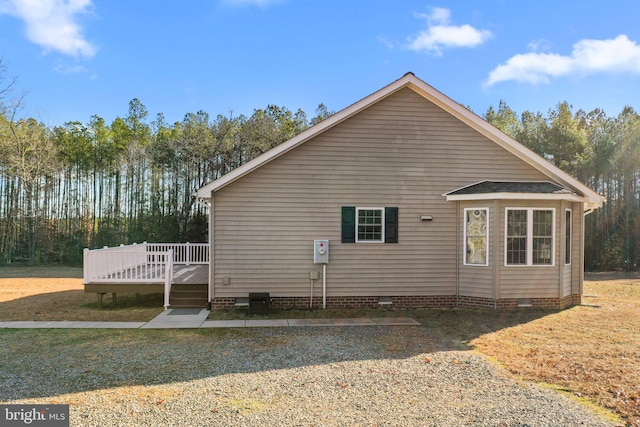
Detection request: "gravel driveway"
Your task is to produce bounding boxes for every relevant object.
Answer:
[0,326,616,426]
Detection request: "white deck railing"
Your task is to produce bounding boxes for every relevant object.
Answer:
[83,242,208,309]
[146,243,209,265]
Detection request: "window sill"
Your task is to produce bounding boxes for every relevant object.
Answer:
[504,264,556,267]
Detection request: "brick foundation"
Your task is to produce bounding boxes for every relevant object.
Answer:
[209,298,236,310]
[209,294,582,311]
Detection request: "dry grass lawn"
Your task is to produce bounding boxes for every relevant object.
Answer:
[0,266,163,321]
[472,273,640,427]
[0,266,638,425]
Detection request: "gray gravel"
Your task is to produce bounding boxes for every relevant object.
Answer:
[0,326,617,426]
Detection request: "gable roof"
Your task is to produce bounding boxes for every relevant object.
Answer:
[196,72,604,209]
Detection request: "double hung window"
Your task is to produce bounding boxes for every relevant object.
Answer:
[506,208,555,266]
[341,206,398,244]
[357,208,384,242]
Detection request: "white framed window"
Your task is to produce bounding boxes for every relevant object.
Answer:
[356,207,385,243]
[505,208,555,266]
[565,209,572,265]
[464,208,488,266]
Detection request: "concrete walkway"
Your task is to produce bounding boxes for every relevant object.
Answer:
[0,309,421,329]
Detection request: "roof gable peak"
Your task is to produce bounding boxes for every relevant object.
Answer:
[196,73,603,208]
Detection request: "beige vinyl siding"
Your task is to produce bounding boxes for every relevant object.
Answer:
[212,88,553,298]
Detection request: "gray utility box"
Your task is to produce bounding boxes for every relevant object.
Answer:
[314,240,329,264]
[248,292,270,314]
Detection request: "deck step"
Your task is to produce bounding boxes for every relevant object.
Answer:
[170,284,208,308]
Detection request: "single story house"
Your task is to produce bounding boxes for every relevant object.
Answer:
[196,72,604,310]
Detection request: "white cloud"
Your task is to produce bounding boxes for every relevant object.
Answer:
[572,35,640,73]
[486,35,640,86]
[0,0,96,58]
[417,6,451,26]
[526,39,553,52]
[408,7,492,56]
[376,36,396,49]
[486,53,573,85]
[53,63,87,74]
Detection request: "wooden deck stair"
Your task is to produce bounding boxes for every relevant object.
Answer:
[169,283,208,308]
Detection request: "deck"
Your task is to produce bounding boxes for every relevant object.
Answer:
[83,243,209,308]
[173,264,209,284]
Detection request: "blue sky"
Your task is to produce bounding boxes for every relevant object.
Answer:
[1,0,639,126]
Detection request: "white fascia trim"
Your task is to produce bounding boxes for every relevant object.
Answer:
[446,193,585,203]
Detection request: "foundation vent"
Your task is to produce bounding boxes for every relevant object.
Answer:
[378,296,393,306]
[517,298,532,307]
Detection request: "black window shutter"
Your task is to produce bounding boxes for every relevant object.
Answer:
[341,206,356,243]
[385,207,399,243]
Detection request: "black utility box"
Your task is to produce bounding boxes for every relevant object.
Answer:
[248,292,270,314]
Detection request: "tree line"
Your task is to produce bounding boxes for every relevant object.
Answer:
[0,65,333,265]
[0,65,638,270]
[485,101,640,271]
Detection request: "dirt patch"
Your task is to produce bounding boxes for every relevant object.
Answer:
[0,266,163,322]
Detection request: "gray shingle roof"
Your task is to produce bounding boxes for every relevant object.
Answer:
[447,181,578,196]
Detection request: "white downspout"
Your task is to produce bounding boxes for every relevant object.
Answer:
[206,193,214,307]
[456,202,460,307]
[581,206,596,300]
